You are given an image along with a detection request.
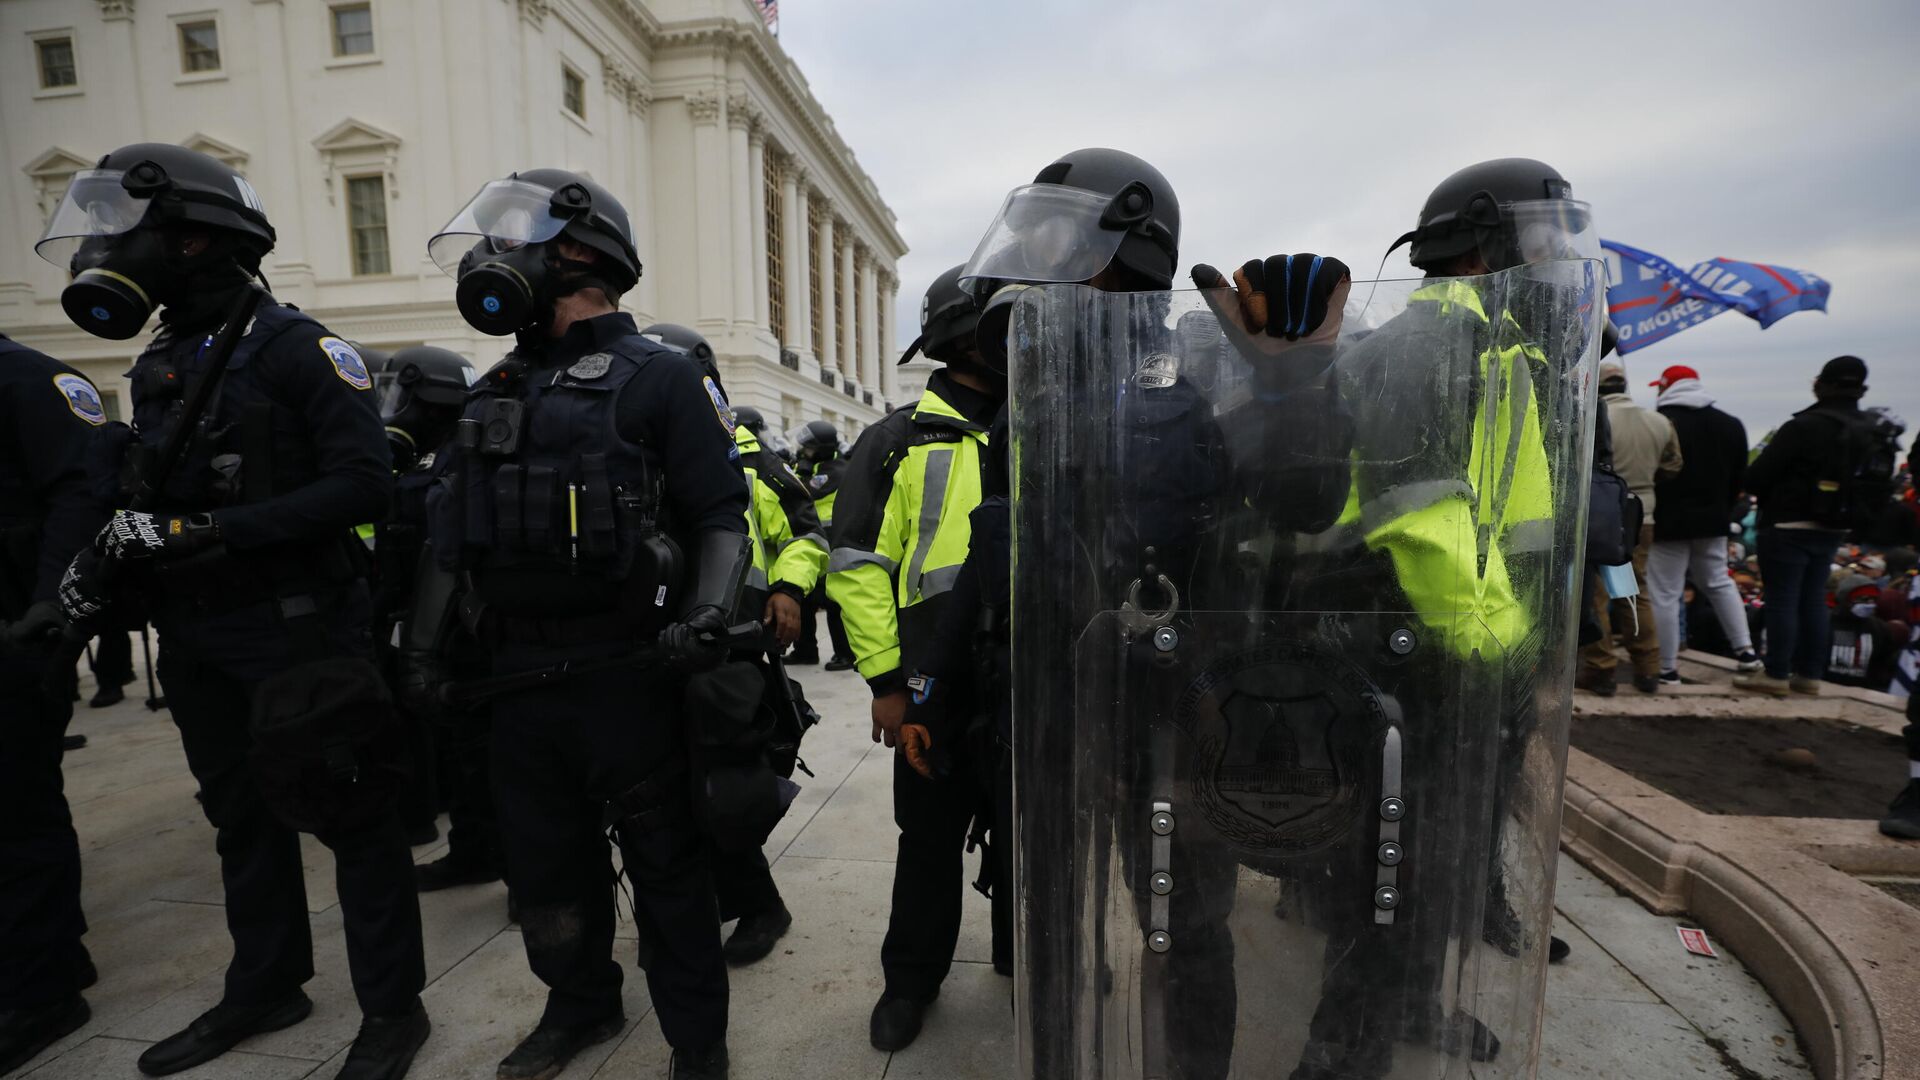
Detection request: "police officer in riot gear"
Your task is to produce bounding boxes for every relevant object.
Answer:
[958,146,1358,1080]
[424,170,747,1080]
[0,337,107,1077]
[369,347,514,901]
[40,142,430,1079]
[789,420,853,668]
[827,264,1004,1051]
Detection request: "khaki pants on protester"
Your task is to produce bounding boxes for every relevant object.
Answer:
[1646,535,1753,674]
[1581,523,1660,680]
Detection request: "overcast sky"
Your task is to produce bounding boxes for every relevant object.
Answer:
[781,0,1919,439]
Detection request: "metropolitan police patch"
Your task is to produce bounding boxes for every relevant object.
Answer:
[53,373,106,426]
[568,352,613,380]
[704,376,735,435]
[320,337,372,390]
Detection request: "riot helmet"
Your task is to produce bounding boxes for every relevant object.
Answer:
[36,142,276,339]
[429,169,641,335]
[731,404,767,435]
[793,419,840,465]
[899,264,985,367]
[1391,158,1600,274]
[381,346,477,469]
[639,322,724,386]
[960,148,1181,293]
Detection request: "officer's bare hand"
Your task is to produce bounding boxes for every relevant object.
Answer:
[871,690,907,747]
[1192,254,1352,353]
[764,592,802,648]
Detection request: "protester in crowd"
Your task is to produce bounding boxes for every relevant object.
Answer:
[1825,573,1897,690]
[1737,356,1879,696]
[1644,365,1759,685]
[1578,359,1683,695]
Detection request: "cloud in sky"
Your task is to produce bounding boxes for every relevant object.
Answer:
[781,0,1919,436]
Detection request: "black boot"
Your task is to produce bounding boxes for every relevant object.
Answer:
[496,1013,624,1080]
[1549,935,1571,963]
[89,683,125,708]
[722,901,793,966]
[824,654,856,672]
[0,995,90,1075]
[786,648,820,665]
[670,1041,729,1079]
[1881,778,1920,839]
[413,853,501,892]
[869,991,931,1052]
[333,1002,430,1080]
[60,733,87,752]
[137,991,312,1076]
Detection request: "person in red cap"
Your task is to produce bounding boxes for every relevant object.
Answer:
[1645,366,1759,685]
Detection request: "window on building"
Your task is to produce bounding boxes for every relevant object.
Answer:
[35,37,77,89]
[833,243,847,372]
[347,175,390,276]
[766,158,785,343]
[808,216,825,358]
[562,65,586,121]
[331,3,375,57]
[178,20,221,73]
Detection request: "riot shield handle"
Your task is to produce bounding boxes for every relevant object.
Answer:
[1375,726,1406,925]
[1119,573,1179,636]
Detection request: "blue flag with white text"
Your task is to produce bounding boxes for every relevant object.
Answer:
[1602,240,1829,354]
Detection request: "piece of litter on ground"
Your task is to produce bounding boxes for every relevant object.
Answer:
[1677,926,1718,958]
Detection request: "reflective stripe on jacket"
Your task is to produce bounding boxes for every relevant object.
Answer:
[737,426,827,595]
[826,383,988,682]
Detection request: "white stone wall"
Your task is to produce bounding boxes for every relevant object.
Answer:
[0,0,905,433]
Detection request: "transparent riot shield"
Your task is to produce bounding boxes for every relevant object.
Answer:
[1009,262,1604,1080]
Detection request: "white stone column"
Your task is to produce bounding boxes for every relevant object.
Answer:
[748,124,770,333]
[814,204,836,378]
[782,166,813,370]
[859,255,878,392]
[880,273,898,402]
[687,92,729,327]
[839,231,858,383]
[628,87,657,322]
[727,97,756,326]
[247,0,312,291]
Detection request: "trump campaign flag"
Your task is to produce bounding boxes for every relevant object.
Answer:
[1603,239,1830,354]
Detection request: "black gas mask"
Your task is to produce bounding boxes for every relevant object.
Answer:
[380,351,475,469]
[453,238,614,337]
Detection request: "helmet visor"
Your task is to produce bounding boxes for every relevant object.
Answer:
[428,179,574,275]
[959,184,1129,287]
[379,360,477,416]
[1511,198,1601,266]
[34,170,155,268]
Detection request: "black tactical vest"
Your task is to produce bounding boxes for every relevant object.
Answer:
[427,337,679,622]
[124,302,329,512]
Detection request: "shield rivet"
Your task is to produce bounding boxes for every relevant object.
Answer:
[1147,930,1172,953]
[1377,842,1404,866]
[1374,886,1400,910]
[1380,797,1406,821]
[1150,872,1174,895]
[1388,628,1416,655]
[1152,626,1179,652]
[1150,811,1175,836]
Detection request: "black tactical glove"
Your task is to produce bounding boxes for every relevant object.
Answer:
[58,550,109,626]
[1192,254,1352,342]
[96,510,222,563]
[659,603,731,673]
[0,600,68,652]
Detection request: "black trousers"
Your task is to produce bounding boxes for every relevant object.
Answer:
[879,742,1006,1000]
[439,709,504,873]
[795,586,850,660]
[157,650,426,1016]
[89,627,134,688]
[0,646,86,1010]
[490,659,726,1049]
[711,847,781,924]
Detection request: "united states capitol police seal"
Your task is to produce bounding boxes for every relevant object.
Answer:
[567,352,613,380]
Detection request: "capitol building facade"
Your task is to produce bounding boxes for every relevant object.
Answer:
[0,0,907,437]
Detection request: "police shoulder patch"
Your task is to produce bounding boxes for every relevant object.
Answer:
[53,372,106,426]
[704,377,736,437]
[319,336,372,390]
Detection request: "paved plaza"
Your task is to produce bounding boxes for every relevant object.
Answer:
[20,647,1811,1079]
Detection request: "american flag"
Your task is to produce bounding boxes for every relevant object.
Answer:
[758,0,778,33]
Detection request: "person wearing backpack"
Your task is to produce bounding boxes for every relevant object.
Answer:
[1738,355,1881,696]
